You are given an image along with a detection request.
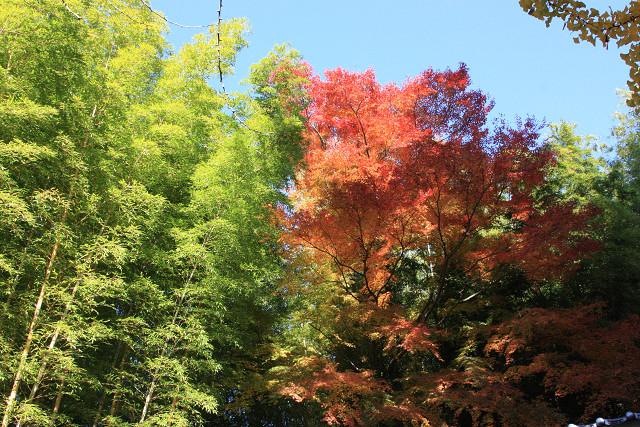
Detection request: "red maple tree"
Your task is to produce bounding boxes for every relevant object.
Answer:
[276,64,598,425]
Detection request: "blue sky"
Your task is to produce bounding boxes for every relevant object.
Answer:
[152,1,630,145]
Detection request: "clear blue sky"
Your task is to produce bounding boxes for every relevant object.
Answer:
[152,0,630,145]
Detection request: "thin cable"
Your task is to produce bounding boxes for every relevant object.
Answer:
[214,0,273,135]
[107,0,146,25]
[141,0,214,28]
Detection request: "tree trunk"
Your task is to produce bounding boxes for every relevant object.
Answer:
[2,237,62,427]
[108,347,130,419]
[166,396,180,427]
[139,230,212,422]
[92,335,127,426]
[14,273,83,427]
[49,378,65,426]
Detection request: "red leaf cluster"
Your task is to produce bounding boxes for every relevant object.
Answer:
[485,304,640,422]
[404,368,565,426]
[279,357,390,426]
[381,316,441,356]
[281,64,596,306]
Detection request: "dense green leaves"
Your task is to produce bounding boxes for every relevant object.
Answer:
[0,1,308,425]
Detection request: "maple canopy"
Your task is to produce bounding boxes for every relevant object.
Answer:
[282,64,594,313]
[275,64,599,425]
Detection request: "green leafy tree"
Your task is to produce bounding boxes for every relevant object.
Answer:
[0,1,169,424]
[537,110,640,318]
[541,121,606,205]
[585,97,640,317]
[0,0,309,425]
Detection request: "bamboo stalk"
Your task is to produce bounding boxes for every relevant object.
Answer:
[15,271,84,427]
[91,331,127,426]
[1,233,63,427]
[49,378,65,426]
[139,226,215,421]
[107,348,129,419]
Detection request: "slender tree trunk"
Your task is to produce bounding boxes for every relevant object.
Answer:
[108,347,130,419]
[166,396,180,427]
[95,304,133,424]
[92,334,127,426]
[14,272,84,427]
[139,378,157,422]
[2,236,62,427]
[49,378,65,426]
[14,217,111,425]
[2,32,110,426]
[139,229,212,422]
[139,290,187,422]
[1,168,76,426]
[52,379,64,414]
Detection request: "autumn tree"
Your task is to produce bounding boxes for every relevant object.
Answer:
[1,0,627,424]
[390,302,640,426]
[482,303,640,424]
[276,65,597,425]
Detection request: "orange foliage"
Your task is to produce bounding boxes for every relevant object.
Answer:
[385,304,640,425]
[275,64,601,425]
[281,64,596,309]
[403,369,566,426]
[279,357,390,426]
[381,316,441,356]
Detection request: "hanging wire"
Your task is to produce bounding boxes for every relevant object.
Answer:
[56,0,273,134]
[140,0,215,28]
[214,0,274,135]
